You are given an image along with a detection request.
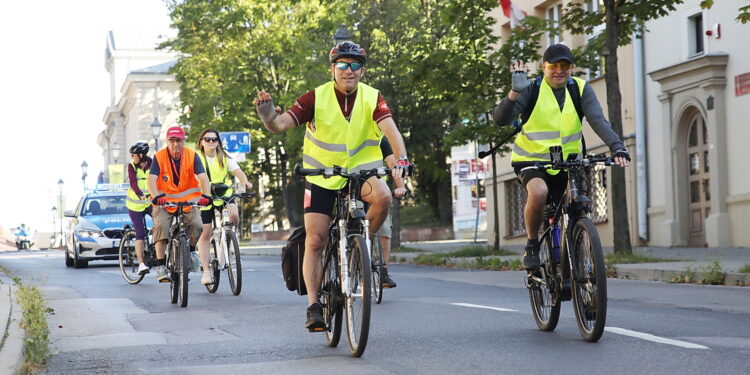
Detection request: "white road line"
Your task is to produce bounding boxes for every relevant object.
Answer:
[605,327,709,349]
[451,303,517,312]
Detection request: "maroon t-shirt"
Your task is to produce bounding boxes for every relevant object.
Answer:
[286,87,393,129]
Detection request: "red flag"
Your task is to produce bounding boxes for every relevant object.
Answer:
[499,0,527,28]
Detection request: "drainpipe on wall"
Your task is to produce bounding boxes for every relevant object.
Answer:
[634,31,649,241]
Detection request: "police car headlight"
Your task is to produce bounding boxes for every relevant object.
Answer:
[77,229,103,239]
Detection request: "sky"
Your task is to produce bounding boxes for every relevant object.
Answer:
[0,0,172,234]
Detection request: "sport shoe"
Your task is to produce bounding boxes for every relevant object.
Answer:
[137,263,150,276]
[191,251,200,272]
[381,267,397,288]
[523,239,541,270]
[155,265,171,282]
[305,302,325,331]
[201,270,213,285]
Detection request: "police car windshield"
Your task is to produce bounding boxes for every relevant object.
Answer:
[82,196,128,216]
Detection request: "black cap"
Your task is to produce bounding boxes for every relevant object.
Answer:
[543,43,574,64]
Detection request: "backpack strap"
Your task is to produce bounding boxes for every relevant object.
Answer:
[566,78,586,155]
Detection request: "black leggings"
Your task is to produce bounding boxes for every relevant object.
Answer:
[128,207,152,240]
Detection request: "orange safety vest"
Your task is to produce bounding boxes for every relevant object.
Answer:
[154,148,202,212]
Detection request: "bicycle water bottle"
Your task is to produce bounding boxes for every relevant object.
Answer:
[551,224,561,263]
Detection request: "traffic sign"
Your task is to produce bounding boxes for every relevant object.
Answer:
[220,132,251,153]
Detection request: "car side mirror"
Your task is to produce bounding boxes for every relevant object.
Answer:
[64,210,76,217]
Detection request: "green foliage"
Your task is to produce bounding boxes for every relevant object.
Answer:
[739,264,750,273]
[702,260,725,285]
[450,245,516,257]
[604,252,678,270]
[14,279,50,374]
[400,203,440,228]
[702,0,750,24]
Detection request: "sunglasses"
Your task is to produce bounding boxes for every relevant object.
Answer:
[203,137,219,143]
[167,138,185,144]
[545,62,572,70]
[335,61,363,71]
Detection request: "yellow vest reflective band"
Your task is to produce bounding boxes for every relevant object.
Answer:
[126,162,150,212]
[198,152,234,211]
[303,81,383,189]
[511,76,585,175]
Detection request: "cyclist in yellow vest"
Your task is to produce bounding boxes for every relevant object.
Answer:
[493,44,630,270]
[126,142,153,276]
[254,41,411,330]
[195,128,252,285]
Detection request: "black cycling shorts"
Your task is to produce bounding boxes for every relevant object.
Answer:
[304,181,346,217]
[515,167,568,204]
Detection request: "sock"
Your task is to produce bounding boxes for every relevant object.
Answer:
[157,258,166,267]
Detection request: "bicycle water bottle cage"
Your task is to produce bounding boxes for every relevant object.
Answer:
[549,146,563,163]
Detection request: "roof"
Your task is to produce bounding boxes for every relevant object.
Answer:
[107,28,176,51]
[131,60,177,74]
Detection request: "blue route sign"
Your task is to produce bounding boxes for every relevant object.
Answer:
[220,132,251,153]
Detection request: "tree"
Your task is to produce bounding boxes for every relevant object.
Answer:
[561,0,691,254]
[701,0,750,23]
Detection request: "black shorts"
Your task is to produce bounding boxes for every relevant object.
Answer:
[304,181,346,217]
[199,199,236,225]
[515,167,568,204]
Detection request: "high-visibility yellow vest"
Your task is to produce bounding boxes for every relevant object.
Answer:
[303,81,383,189]
[126,162,150,212]
[197,152,234,211]
[511,76,585,175]
[154,148,202,213]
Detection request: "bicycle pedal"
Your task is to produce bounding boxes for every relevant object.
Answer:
[308,326,326,333]
[158,279,171,283]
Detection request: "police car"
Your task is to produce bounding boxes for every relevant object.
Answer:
[64,184,152,268]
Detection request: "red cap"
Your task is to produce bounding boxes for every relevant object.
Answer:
[166,126,186,139]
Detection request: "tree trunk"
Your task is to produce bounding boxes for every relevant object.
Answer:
[604,0,633,254]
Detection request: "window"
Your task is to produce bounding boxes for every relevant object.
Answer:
[584,0,605,79]
[505,180,527,237]
[546,3,563,46]
[688,12,704,56]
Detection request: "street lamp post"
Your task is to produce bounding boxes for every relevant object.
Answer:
[81,160,88,192]
[51,206,57,248]
[333,24,353,44]
[57,179,64,247]
[151,117,162,151]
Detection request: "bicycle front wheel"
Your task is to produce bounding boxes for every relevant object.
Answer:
[322,245,342,347]
[528,228,561,331]
[225,230,242,296]
[169,239,179,304]
[118,230,144,285]
[204,239,220,293]
[571,218,607,342]
[371,236,384,304]
[178,235,190,308]
[345,234,371,357]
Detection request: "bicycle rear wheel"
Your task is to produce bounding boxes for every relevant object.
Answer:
[345,234,371,357]
[571,218,607,342]
[178,235,190,307]
[118,230,145,285]
[323,245,342,347]
[528,228,561,331]
[225,230,242,295]
[204,239,220,293]
[371,235,384,304]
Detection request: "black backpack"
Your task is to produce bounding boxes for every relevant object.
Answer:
[281,226,307,295]
[520,76,587,154]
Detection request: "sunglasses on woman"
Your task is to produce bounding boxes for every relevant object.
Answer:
[335,61,363,71]
[203,137,219,143]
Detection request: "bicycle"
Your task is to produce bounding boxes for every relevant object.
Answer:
[153,197,204,308]
[295,165,393,357]
[512,147,612,342]
[118,221,156,285]
[370,190,407,305]
[204,192,254,295]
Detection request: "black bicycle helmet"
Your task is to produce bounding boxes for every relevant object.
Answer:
[129,142,149,155]
[329,41,367,64]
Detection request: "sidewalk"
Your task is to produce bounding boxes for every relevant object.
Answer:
[239,239,750,286]
[0,273,25,374]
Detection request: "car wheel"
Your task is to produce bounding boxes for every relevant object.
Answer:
[73,245,88,269]
[65,248,73,267]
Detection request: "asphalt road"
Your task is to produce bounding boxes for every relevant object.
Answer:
[1,250,749,374]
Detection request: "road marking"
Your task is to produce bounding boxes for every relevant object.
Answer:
[451,303,517,312]
[605,327,709,349]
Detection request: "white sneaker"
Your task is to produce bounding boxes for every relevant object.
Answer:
[137,263,150,275]
[156,265,170,282]
[201,270,213,285]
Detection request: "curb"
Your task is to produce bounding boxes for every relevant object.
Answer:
[613,265,750,286]
[0,277,24,375]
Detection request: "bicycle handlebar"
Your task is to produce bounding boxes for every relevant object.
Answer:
[294,165,392,180]
[511,155,614,170]
[150,193,209,208]
[210,192,256,202]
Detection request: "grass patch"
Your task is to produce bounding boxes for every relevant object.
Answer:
[669,260,725,285]
[739,264,750,274]
[390,246,426,253]
[13,277,50,375]
[605,253,677,271]
[0,264,10,274]
[412,246,521,270]
[400,204,440,228]
[449,246,516,257]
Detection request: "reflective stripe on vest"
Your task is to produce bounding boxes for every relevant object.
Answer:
[303,81,382,190]
[511,76,585,175]
[126,162,151,212]
[197,152,234,211]
[155,147,202,212]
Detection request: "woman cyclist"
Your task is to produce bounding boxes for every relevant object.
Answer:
[195,128,252,285]
[126,142,153,276]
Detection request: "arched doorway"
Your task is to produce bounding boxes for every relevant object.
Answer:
[686,111,709,246]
